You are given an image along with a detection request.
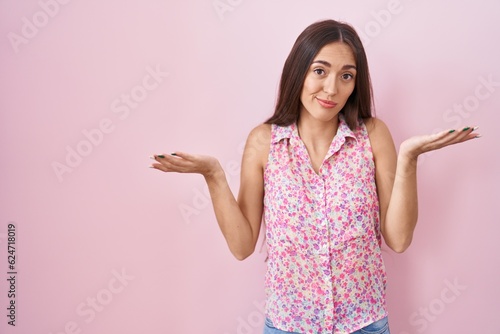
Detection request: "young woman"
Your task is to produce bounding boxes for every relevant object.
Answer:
[150,20,479,334]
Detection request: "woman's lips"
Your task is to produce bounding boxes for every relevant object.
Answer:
[316,97,337,108]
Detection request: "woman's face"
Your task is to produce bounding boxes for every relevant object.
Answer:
[300,42,356,123]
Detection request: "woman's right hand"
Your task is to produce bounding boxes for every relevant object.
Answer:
[149,124,270,260]
[150,152,222,179]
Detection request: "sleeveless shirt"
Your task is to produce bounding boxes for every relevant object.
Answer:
[263,115,388,334]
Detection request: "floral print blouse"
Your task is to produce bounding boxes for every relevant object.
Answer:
[263,115,388,333]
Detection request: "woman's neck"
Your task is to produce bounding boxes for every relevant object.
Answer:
[297,113,340,150]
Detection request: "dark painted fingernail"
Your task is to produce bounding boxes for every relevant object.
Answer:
[171,153,177,156]
[448,129,455,133]
[462,127,470,131]
[157,155,165,158]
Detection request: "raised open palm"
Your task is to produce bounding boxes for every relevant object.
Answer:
[150,152,221,178]
[400,126,480,159]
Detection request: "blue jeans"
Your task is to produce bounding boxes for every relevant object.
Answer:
[263,316,390,334]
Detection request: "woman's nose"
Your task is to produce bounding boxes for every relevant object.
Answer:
[323,76,337,95]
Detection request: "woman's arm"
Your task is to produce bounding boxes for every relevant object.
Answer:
[366,118,479,253]
[150,124,271,260]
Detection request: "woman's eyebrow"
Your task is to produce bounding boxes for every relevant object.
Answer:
[312,60,331,67]
[311,60,357,70]
[342,64,357,70]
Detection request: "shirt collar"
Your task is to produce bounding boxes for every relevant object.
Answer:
[271,114,358,144]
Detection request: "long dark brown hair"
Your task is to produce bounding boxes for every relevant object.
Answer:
[265,20,374,130]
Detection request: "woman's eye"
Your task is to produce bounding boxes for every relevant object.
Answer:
[342,73,354,80]
[313,68,325,75]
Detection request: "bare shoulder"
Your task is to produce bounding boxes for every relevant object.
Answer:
[363,117,396,158]
[243,123,272,168]
[248,123,271,141]
[364,117,391,138]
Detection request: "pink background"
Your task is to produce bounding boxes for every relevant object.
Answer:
[1,1,499,333]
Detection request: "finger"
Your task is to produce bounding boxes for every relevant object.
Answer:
[153,153,178,161]
[460,126,481,141]
[416,127,471,152]
[170,151,195,161]
[458,130,481,143]
[150,163,174,173]
[436,126,479,147]
[153,153,184,164]
[153,151,193,163]
[155,155,193,171]
[423,129,461,148]
[448,126,480,142]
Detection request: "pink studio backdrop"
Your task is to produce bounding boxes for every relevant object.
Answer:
[1,1,498,333]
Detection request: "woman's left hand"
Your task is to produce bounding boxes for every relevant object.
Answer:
[399,126,480,160]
